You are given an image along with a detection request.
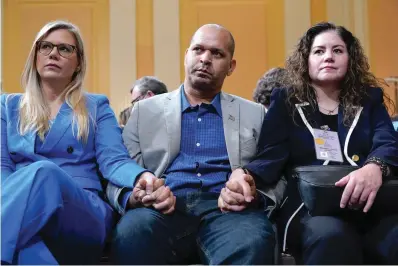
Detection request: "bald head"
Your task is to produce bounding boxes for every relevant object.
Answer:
[184,23,237,94]
[190,24,235,58]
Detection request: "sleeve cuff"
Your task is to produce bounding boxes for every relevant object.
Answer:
[119,190,132,210]
[255,189,268,209]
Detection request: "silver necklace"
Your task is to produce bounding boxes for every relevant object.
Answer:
[319,104,339,115]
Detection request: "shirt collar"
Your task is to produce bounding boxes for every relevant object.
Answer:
[180,86,222,116]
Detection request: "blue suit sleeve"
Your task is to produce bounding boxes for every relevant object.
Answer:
[366,88,398,170]
[121,191,132,209]
[93,95,148,188]
[244,89,290,187]
[1,95,16,180]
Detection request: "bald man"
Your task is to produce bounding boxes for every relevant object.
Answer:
[107,24,285,264]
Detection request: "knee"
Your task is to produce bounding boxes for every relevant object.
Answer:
[28,161,61,178]
[366,216,398,264]
[19,161,63,187]
[229,214,275,250]
[304,216,356,245]
[245,220,275,251]
[29,160,60,172]
[113,208,163,241]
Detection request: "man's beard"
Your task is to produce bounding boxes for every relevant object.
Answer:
[190,75,217,92]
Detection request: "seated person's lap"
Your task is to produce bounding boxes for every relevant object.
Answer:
[112,192,275,264]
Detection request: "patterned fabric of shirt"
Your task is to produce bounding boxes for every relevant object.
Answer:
[164,88,231,196]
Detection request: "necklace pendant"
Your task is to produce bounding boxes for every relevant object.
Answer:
[321,125,330,131]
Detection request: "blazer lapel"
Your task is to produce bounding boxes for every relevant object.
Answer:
[39,102,72,153]
[337,105,348,148]
[221,93,240,168]
[300,103,323,130]
[22,130,37,155]
[164,88,182,165]
[338,105,363,165]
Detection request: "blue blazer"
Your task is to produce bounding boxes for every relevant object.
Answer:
[1,93,146,191]
[245,87,398,187]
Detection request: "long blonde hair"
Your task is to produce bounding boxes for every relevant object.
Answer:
[19,20,89,142]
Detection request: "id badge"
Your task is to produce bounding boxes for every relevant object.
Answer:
[313,128,344,162]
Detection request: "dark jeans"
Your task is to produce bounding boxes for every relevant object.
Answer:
[285,208,398,265]
[111,192,275,265]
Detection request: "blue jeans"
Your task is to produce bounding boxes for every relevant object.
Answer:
[111,192,275,264]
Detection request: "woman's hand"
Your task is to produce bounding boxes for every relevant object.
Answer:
[335,163,382,213]
[218,168,257,212]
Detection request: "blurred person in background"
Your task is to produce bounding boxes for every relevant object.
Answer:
[253,67,286,110]
[119,76,168,127]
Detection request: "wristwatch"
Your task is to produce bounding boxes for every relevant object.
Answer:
[364,157,389,177]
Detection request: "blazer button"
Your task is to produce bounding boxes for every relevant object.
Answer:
[10,151,16,155]
[352,154,359,162]
[67,146,74,154]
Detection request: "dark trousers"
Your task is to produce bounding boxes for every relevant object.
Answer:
[285,208,398,265]
[111,192,275,265]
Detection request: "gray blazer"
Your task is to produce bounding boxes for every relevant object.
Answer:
[106,87,286,215]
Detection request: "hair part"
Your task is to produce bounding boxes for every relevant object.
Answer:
[19,20,90,142]
[285,21,392,125]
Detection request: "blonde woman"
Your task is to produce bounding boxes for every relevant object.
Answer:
[0,21,163,264]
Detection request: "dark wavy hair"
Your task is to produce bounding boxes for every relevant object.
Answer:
[253,67,286,108]
[285,22,390,125]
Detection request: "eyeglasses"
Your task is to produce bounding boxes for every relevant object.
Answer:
[36,41,77,58]
[131,95,145,105]
[131,92,149,105]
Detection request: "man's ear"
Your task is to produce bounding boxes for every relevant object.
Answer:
[227,59,236,76]
[147,90,155,97]
[184,48,189,67]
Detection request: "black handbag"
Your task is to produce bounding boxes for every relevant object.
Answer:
[292,165,398,216]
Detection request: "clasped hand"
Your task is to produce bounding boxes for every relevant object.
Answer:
[128,172,176,214]
[218,168,258,212]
